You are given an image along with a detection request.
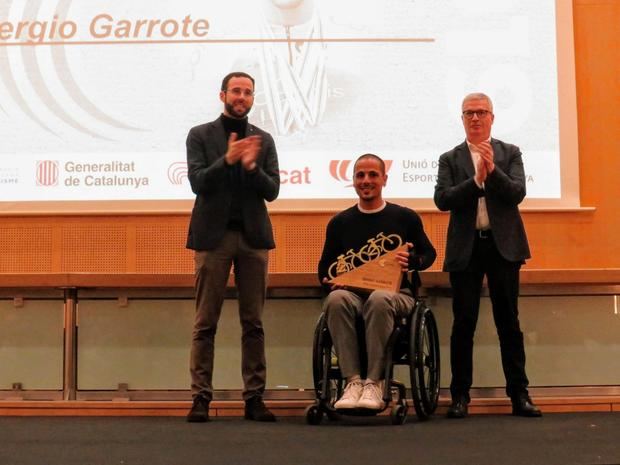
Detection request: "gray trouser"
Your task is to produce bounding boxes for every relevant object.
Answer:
[190,230,269,401]
[324,289,415,381]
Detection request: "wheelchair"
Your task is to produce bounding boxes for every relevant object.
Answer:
[305,298,440,425]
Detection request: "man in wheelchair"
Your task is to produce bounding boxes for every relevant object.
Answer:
[317,153,436,411]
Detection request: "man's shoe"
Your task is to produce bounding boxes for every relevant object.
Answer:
[511,393,542,417]
[356,381,386,410]
[334,380,364,409]
[446,397,469,419]
[186,395,210,422]
[245,396,276,422]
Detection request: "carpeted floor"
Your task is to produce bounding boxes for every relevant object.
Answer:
[0,412,619,465]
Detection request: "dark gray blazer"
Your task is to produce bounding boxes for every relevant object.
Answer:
[434,138,531,272]
[185,116,280,251]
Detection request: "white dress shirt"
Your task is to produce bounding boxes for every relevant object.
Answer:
[467,139,491,231]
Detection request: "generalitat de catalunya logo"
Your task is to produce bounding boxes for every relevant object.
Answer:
[167,161,188,185]
[329,159,393,187]
[36,160,59,186]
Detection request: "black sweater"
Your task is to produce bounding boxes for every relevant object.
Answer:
[220,114,248,230]
[318,202,437,293]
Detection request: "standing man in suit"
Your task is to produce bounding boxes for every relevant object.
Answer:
[434,93,541,418]
[185,72,280,422]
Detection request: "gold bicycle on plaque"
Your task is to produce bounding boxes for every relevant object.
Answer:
[327,232,403,280]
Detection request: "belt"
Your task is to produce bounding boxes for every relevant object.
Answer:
[477,229,492,239]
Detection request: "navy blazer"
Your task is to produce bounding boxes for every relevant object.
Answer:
[185,116,280,251]
[434,138,531,272]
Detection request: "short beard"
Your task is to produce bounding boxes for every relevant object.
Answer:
[225,101,251,119]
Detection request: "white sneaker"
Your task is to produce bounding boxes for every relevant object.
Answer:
[357,381,386,410]
[334,380,364,409]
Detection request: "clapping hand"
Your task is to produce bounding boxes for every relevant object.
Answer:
[474,141,495,174]
[225,133,262,171]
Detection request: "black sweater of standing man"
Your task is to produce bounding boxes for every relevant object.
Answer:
[220,113,248,231]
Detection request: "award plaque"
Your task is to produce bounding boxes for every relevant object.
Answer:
[327,233,407,293]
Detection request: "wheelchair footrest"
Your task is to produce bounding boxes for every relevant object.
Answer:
[335,407,385,416]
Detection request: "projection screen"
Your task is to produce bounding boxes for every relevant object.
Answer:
[0,0,579,213]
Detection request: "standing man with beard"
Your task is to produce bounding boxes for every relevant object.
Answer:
[434,93,541,419]
[185,72,280,422]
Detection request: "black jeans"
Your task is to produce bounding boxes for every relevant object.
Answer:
[448,233,529,400]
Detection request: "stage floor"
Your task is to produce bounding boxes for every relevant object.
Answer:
[1,412,619,465]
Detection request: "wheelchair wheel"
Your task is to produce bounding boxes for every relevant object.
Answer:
[409,301,440,420]
[305,404,324,425]
[312,313,343,411]
[311,313,324,393]
[390,403,408,425]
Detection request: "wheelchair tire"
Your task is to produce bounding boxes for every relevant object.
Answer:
[305,405,324,425]
[312,313,343,407]
[311,313,324,393]
[390,404,408,425]
[409,301,441,420]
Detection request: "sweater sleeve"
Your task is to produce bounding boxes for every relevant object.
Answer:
[318,215,343,291]
[406,210,437,271]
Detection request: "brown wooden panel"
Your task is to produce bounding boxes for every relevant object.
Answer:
[571,0,620,268]
[281,223,326,273]
[0,226,53,273]
[135,223,193,274]
[61,224,127,272]
[429,214,448,271]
